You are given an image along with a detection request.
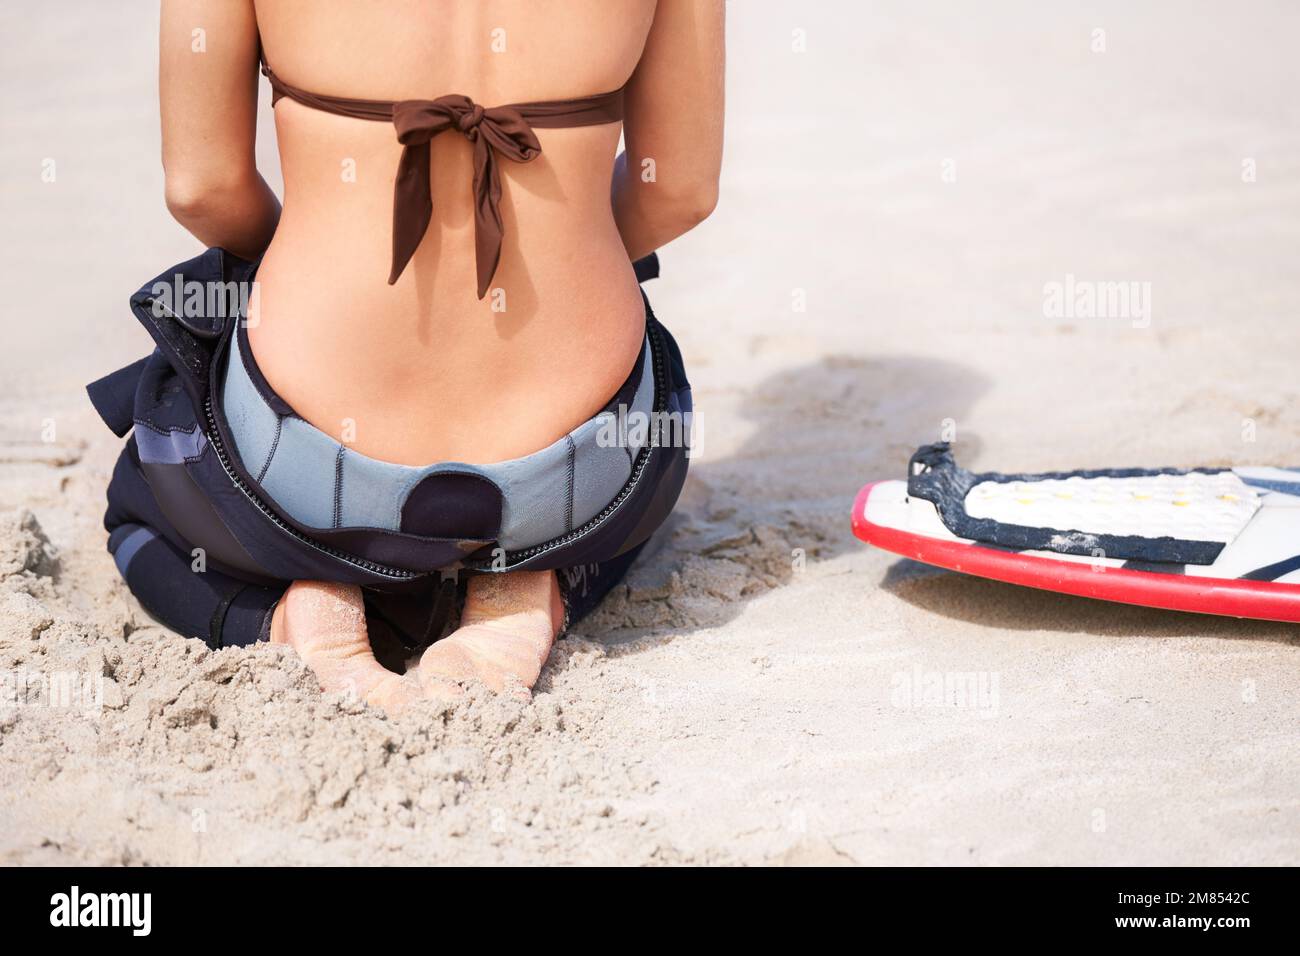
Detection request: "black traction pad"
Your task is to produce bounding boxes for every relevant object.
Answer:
[905,443,1229,565]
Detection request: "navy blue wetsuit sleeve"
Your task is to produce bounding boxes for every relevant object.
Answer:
[556,539,649,632]
[104,442,284,648]
[108,522,282,647]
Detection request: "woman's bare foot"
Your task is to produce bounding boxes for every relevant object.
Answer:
[270,580,423,713]
[417,571,563,700]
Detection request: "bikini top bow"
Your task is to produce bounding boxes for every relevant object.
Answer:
[260,60,625,299]
[390,97,542,297]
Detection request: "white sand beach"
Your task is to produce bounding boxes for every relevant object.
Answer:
[1,1,1298,864]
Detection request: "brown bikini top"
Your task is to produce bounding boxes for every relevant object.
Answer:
[261,61,624,298]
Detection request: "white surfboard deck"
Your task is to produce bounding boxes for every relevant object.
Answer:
[852,467,1300,622]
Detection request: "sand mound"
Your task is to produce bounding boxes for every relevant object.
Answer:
[0,473,787,864]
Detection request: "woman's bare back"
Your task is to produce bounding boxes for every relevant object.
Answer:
[144,0,719,699]
[249,0,657,465]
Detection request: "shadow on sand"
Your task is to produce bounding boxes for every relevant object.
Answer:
[879,558,1299,646]
[576,348,1298,654]
[574,350,988,647]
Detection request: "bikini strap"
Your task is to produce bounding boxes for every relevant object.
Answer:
[260,61,624,296]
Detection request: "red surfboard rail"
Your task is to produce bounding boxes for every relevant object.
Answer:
[851,481,1300,623]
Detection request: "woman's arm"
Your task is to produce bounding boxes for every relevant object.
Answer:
[159,0,279,259]
[613,0,725,262]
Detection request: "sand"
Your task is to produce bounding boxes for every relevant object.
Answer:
[1,1,1298,865]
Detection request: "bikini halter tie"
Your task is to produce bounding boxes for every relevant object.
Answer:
[391,96,541,295]
[260,60,625,298]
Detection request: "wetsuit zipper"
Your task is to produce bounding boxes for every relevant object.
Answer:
[201,394,424,582]
[193,310,667,581]
[464,318,671,572]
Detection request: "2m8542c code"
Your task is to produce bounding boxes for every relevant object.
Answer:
[1184,892,1251,905]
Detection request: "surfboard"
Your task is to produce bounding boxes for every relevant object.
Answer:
[851,443,1300,622]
